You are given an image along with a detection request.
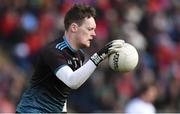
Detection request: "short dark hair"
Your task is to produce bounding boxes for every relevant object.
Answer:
[64,4,96,31]
[136,82,157,97]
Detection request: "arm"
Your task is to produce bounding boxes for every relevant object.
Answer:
[56,60,96,89]
[56,40,125,89]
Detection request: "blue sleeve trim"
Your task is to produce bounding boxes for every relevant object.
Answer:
[54,64,68,74]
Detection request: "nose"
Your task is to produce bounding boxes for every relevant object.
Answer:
[92,30,96,36]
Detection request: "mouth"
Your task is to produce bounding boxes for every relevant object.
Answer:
[89,39,92,42]
[87,39,93,46]
[89,38,94,42]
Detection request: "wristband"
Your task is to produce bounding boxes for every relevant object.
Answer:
[90,53,103,66]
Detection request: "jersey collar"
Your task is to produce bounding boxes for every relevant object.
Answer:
[63,36,78,53]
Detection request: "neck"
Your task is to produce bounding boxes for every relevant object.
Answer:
[64,32,78,51]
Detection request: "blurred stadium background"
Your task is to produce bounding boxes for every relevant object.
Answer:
[0,0,180,113]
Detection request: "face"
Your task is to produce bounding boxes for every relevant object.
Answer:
[76,17,96,48]
[145,86,158,103]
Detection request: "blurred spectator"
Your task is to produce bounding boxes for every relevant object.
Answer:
[125,82,158,114]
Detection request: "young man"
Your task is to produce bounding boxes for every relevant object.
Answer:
[16,4,124,113]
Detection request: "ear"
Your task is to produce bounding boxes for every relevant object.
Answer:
[70,23,78,32]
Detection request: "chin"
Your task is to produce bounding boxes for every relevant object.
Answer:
[86,43,91,47]
[85,43,90,47]
[86,44,90,47]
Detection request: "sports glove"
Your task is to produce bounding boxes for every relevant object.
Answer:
[90,40,125,66]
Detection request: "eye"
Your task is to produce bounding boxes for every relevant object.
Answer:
[88,28,92,31]
[88,28,95,31]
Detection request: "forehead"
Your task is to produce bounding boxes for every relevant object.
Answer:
[81,17,96,28]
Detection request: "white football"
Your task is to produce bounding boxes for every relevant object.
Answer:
[108,43,139,72]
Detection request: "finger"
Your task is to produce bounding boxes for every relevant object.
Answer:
[109,49,119,54]
[109,47,121,52]
[111,40,125,47]
[111,44,124,49]
[106,40,124,47]
[111,42,124,47]
[111,39,125,44]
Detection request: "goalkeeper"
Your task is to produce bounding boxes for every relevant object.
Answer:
[16,4,124,113]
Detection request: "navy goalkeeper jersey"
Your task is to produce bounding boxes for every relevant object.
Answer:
[16,36,84,113]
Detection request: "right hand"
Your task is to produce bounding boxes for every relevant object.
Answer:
[90,40,125,66]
